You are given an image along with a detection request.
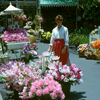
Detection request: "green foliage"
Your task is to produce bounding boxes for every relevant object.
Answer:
[69,28,89,48]
[33,14,40,31]
[80,0,100,24]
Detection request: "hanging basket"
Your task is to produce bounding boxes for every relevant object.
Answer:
[38,17,43,23]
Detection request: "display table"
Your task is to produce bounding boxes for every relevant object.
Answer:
[6,41,29,60]
[89,34,100,43]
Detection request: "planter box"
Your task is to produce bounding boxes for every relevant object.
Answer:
[6,41,29,50]
[6,41,29,60]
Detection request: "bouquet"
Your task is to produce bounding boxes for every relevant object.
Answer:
[23,43,38,56]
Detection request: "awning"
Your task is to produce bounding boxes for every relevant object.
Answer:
[40,0,78,7]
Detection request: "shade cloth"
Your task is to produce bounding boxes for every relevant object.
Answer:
[40,0,78,7]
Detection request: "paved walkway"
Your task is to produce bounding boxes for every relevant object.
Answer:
[0,41,100,100]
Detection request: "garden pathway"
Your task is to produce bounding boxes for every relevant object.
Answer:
[0,41,100,100]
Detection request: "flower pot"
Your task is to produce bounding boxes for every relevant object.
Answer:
[78,52,85,57]
[60,82,71,98]
[29,35,36,43]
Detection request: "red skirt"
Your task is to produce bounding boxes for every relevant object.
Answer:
[52,39,68,65]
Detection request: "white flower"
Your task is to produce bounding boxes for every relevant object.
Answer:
[64,78,69,82]
[52,72,57,77]
[69,76,76,81]
[80,79,83,83]
[61,75,64,80]
[23,86,27,90]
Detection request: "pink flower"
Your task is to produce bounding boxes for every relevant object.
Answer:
[61,75,64,80]
[30,86,36,93]
[36,89,42,96]
[76,74,81,79]
[77,68,82,73]
[43,88,49,94]
[38,55,43,59]
[22,90,26,96]
[61,94,65,100]
[28,91,32,98]
[42,51,50,57]
[50,92,57,99]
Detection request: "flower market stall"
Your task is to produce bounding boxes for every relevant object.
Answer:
[0,51,83,100]
[0,3,32,60]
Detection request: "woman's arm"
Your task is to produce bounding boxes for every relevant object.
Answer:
[47,45,53,52]
[47,30,54,52]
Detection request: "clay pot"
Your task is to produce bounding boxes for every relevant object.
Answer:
[29,35,36,43]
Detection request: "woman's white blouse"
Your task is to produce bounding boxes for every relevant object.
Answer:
[50,25,69,46]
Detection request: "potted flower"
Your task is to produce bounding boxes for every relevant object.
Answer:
[93,40,100,60]
[77,44,91,57]
[46,63,83,98]
[23,43,38,60]
[20,75,65,100]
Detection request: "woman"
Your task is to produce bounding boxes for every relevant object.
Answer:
[47,15,70,65]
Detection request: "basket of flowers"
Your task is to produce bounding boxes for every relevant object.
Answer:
[84,49,95,59]
[77,44,91,57]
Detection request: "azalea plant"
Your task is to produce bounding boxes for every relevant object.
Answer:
[23,43,38,56]
[20,74,65,100]
[1,28,29,42]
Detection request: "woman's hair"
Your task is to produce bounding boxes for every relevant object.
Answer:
[55,15,63,21]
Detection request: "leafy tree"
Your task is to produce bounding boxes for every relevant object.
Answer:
[80,0,100,25]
